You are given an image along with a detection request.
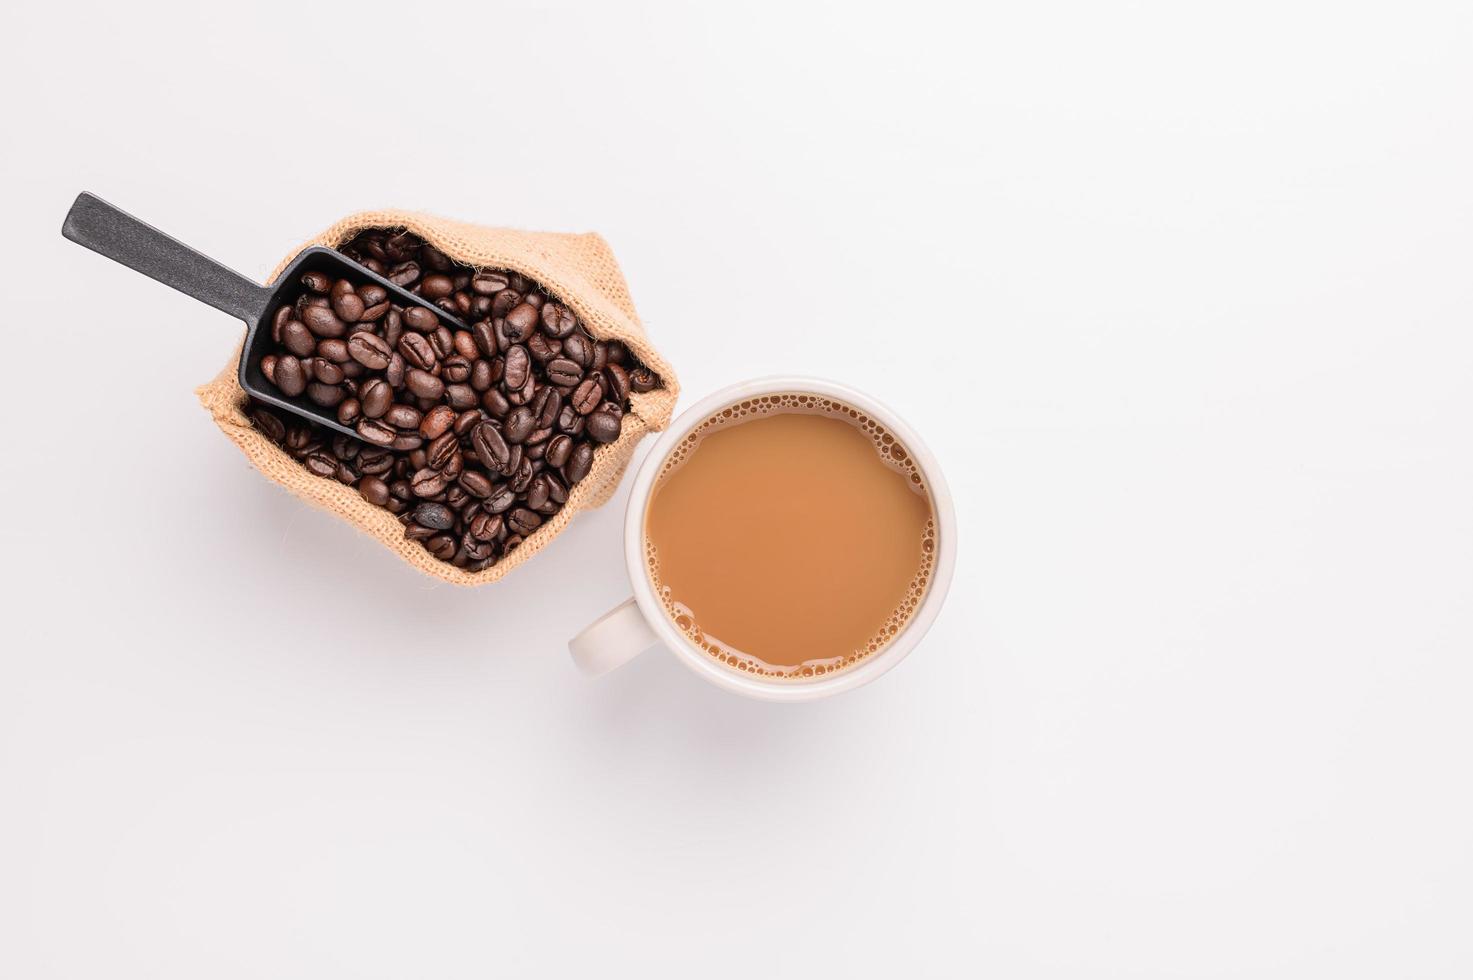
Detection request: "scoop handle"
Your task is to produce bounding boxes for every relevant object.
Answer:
[61,192,272,324]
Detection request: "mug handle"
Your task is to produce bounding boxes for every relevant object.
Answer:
[569,598,661,676]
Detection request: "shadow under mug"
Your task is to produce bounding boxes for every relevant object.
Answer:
[567,376,957,701]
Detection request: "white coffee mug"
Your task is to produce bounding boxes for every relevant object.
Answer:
[568,377,957,701]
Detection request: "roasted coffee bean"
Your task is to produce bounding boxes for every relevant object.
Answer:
[427,431,458,469]
[469,512,504,542]
[382,308,404,346]
[481,318,507,353]
[628,366,659,392]
[481,388,511,418]
[430,326,455,360]
[540,302,577,338]
[470,358,493,391]
[472,271,509,294]
[250,407,287,442]
[484,484,516,514]
[419,404,456,439]
[509,455,535,493]
[545,472,568,506]
[526,475,550,512]
[260,354,279,385]
[316,338,350,363]
[508,508,542,535]
[312,358,345,385]
[399,332,436,371]
[442,355,471,384]
[358,476,391,506]
[491,290,521,318]
[411,467,448,497]
[347,332,392,369]
[389,261,422,287]
[337,398,362,426]
[420,273,454,299]
[545,434,573,468]
[273,354,307,396]
[524,334,555,364]
[301,304,347,338]
[359,448,393,476]
[502,345,530,391]
[507,371,537,407]
[445,384,478,410]
[405,368,444,400]
[592,341,612,373]
[452,409,482,438]
[503,443,524,479]
[426,534,457,560]
[358,378,391,419]
[281,320,316,357]
[503,406,535,444]
[571,377,603,414]
[332,288,365,323]
[445,485,470,509]
[472,320,498,358]
[390,434,423,452]
[290,441,321,462]
[503,302,539,343]
[271,305,293,343]
[412,502,455,530]
[533,387,561,428]
[604,363,631,403]
[383,404,422,430]
[561,332,592,367]
[545,358,582,387]
[471,422,510,471]
[307,382,346,408]
[462,533,494,562]
[565,442,594,484]
[586,410,622,444]
[301,270,332,293]
[357,418,397,446]
[384,351,406,388]
[303,451,337,478]
[359,283,388,307]
[404,522,436,542]
[453,328,479,358]
[459,469,494,498]
[404,305,438,331]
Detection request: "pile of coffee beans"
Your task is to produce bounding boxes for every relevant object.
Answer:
[246,229,661,571]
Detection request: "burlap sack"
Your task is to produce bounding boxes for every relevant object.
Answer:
[195,209,680,586]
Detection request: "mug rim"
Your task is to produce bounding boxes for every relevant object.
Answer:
[621,376,958,702]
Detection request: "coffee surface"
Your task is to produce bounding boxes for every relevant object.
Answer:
[645,395,936,679]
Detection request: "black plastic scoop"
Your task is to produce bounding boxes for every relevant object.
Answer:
[61,192,468,440]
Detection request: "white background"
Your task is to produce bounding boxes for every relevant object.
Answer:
[2,1,1470,977]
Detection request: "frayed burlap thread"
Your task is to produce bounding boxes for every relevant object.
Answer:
[195,209,680,586]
